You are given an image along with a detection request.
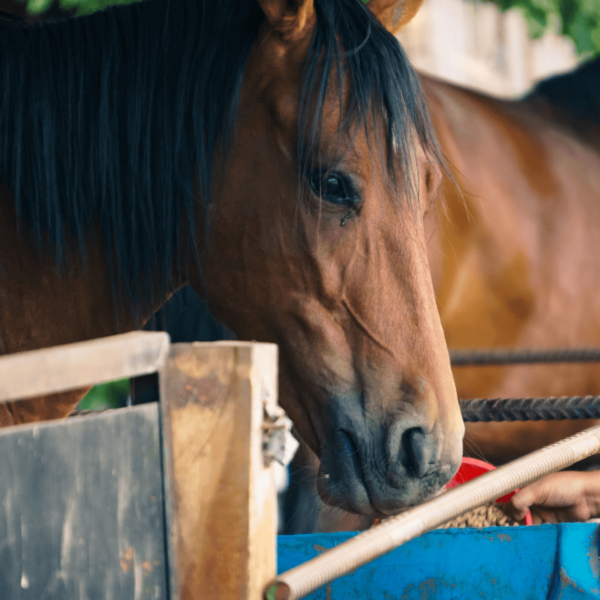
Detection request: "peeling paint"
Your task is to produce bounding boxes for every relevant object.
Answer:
[134,559,143,600]
[559,567,585,593]
[120,546,135,573]
[588,528,600,579]
[418,577,439,599]
[60,495,76,572]
[142,561,153,575]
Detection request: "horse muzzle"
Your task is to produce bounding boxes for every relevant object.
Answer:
[316,404,462,516]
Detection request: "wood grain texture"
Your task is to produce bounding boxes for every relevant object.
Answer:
[160,341,278,600]
[0,404,168,599]
[0,332,170,402]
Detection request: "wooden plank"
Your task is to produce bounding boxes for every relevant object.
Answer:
[0,404,168,599]
[277,523,600,599]
[0,332,170,402]
[160,341,279,600]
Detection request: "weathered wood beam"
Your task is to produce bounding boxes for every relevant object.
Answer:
[0,404,168,599]
[160,341,279,600]
[0,332,170,402]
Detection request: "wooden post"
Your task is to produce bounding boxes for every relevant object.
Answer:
[160,342,279,600]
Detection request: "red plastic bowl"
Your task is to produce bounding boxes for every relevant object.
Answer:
[446,457,533,526]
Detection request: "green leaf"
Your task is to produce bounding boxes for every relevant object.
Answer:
[77,378,130,411]
[26,0,53,14]
[483,0,600,55]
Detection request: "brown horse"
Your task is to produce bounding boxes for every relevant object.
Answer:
[424,60,600,466]
[284,58,600,533]
[0,0,464,516]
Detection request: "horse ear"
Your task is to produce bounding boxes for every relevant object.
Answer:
[257,0,315,41]
[366,0,424,34]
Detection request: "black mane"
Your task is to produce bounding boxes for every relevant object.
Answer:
[528,57,600,129]
[0,0,439,325]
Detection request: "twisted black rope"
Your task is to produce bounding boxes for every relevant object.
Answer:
[460,396,600,422]
[450,347,600,366]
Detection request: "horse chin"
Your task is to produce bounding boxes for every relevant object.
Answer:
[316,472,447,518]
[316,448,459,517]
[315,467,379,517]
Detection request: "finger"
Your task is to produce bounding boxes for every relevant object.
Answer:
[503,501,528,522]
[530,507,559,525]
[510,482,547,512]
[530,512,543,526]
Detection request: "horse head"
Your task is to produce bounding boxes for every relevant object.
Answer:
[197,0,463,516]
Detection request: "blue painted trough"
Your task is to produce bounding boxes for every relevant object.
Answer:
[277,523,600,599]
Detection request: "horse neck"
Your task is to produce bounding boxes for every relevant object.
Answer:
[0,187,189,358]
[0,184,191,426]
[421,76,539,388]
[420,75,476,298]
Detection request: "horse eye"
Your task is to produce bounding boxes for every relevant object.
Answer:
[308,171,359,206]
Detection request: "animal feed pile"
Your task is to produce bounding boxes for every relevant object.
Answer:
[440,502,520,529]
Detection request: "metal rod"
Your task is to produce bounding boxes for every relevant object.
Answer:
[450,347,600,366]
[266,424,600,600]
[460,395,600,422]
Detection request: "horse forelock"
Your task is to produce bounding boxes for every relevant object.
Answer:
[297,0,443,211]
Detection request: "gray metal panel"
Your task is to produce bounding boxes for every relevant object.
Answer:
[0,404,168,600]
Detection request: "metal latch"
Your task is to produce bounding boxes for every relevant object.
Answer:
[262,402,299,468]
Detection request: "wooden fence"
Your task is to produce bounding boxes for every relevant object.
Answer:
[0,332,279,600]
[4,333,600,600]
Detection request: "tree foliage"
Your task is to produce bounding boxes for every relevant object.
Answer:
[17,0,600,56]
[484,0,599,56]
[17,0,140,17]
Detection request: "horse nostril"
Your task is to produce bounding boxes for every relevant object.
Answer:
[387,422,435,482]
[401,427,433,478]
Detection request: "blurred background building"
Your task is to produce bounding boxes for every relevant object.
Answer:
[399,0,577,97]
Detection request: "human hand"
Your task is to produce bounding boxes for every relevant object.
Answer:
[505,471,600,525]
